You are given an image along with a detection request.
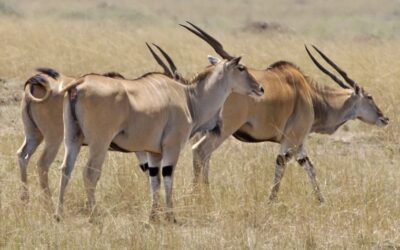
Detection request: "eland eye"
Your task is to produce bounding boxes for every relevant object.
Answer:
[366,95,373,100]
[237,65,245,71]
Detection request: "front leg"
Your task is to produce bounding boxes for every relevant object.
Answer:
[269,151,293,201]
[147,153,162,222]
[161,146,181,223]
[296,148,324,203]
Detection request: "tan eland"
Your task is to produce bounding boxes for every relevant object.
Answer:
[55,43,264,222]
[181,22,389,202]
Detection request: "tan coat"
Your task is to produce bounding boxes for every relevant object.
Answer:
[55,56,263,222]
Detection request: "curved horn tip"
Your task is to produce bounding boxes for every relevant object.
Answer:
[311,44,322,52]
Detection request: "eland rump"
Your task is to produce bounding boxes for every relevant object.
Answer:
[17,69,126,204]
[181,22,388,202]
[55,46,264,222]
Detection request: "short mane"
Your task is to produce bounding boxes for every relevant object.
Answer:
[102,72,125,79]
[267,60,302,71]
[188,66,214,85]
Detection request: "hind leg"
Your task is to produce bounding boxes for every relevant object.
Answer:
[55,107,82,219]
[17,132,43,202]
[82,142,110,213]
[36,137,62,208]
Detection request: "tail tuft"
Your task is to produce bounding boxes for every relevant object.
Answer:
[24,74,52,103]
[36,68,60,80]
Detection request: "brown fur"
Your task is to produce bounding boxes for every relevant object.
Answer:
[192,58,387,202]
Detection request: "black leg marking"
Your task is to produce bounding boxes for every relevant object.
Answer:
[284,152,292,161]
[297,156,309,166]
[276,155,285,166]
[149,167,159,177]
[162,165,173,177]
[140,163,149,172]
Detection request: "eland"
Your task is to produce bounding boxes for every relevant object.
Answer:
[181,22,389,202]
[54,43,264,222]
[16,44,181,205]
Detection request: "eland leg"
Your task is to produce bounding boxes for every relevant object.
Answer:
[296,147,324,202]
[192,125,241,189]
[36,138,62,209]
[269,144,293,201]
[82,143,110,213]
[135,151,149,174]
[161,146,180,223]
[147,152,162,222]
[55,106,82,220]
[17,128,43,202]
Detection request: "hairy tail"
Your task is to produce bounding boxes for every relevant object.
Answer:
[59,78,85,93]
[36,67,61,80]
[24,75,52,103]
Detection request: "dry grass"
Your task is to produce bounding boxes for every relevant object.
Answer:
[0,0,399,249]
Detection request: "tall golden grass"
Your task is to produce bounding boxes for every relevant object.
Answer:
[0,0,399,248]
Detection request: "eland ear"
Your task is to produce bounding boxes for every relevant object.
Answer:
[226,56,242,69]
[208,55,221,65]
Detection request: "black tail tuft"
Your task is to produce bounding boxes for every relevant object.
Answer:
[36,68,60,80]
[24,74,48,88]
[102,72,125,79]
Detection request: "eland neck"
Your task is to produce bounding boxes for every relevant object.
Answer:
[310,83,356,134]
[185,67,232,135]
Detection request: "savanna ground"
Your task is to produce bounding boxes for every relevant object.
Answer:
[0,0,399,248]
